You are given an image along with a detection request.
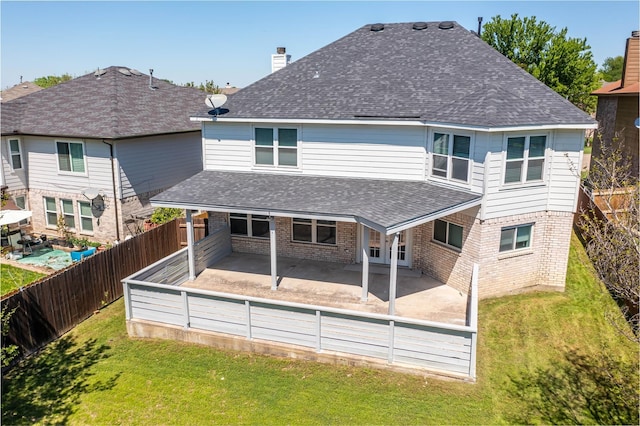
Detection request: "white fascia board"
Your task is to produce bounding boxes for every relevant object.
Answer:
[151,201,356,223]
[384,197,483,235]
[192,116,597,132]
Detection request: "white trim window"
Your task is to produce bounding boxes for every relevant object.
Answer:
[254,127,298,167]
[433,219,463,250]
[78,201,94,232]
[504,135,546,184]
[500,224,533,252]
[292,218,336,245]
[60,199,75,229]
[14,196,28,225]
[229,213,270,238]
[432,132,471,183]
[8,138,23,170]
[44,197,58,227]
[56,141,86,173]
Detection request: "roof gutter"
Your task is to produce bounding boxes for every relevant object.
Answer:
[190,116,597,132]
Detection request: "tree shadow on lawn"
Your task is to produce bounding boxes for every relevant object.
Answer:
[509,348,639,425]
[1,335,120,425]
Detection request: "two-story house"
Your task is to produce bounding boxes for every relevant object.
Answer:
[1,67,205,243]
[123,22,596,378]
[151,21,595,298]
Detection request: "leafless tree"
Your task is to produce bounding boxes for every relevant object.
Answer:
[579,131,639,341]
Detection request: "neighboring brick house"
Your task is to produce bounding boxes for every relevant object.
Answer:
[152,21,596,299]
[592,30,640,176]
[1,67,205,243]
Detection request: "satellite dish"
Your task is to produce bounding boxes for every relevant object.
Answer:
[118,68,132,76]
[205,94,228,109]
[94,68,107,77]
[635,117,640,129]
[82,188,101,200]
[129,69,142,76]
[91,195,105,217]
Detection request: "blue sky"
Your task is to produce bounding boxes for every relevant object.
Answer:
[1,1,638,90]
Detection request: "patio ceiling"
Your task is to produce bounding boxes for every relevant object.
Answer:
[151,170,482,234]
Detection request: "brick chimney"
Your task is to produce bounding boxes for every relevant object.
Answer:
[271,47,291,74]
[621,31,639,87]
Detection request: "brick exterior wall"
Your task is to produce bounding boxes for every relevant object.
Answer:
[206,210,572,299]
[208,213,356,263]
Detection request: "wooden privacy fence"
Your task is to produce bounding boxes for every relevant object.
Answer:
[1,219,182,356]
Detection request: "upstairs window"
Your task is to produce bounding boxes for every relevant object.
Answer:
[56,141,86,173]
[432,132,471,183]
[504,135,546,184]
[254,128,298,167]
[8,139,23,170]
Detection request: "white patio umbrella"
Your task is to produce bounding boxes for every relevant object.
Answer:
[0,209,33,226]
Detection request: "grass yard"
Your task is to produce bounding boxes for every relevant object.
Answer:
[1,264,46,296]
[2,233,638,425]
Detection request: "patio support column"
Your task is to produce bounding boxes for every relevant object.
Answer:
[388,232,399,316]
[269,216,277,290]
[361,225,369,302]
[186,209,196,281]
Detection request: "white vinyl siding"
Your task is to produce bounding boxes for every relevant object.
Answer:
[8,139,23,170]
[44,197,57,227]
[78,201,93,232]
[202,123,426,180]
[56,141,86,174]
[481,130,585,219]
[116,133,203,199]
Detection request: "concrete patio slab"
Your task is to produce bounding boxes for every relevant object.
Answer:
[182,253,469,325]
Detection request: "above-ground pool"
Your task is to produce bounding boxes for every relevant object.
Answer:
[17,248,72,270]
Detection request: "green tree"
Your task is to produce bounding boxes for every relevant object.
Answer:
[33,73,73,88]
[482,14,600,113]
[599,56,624,82]
[185,80,221,94]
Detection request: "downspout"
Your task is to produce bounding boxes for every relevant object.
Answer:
[102,140,121,242]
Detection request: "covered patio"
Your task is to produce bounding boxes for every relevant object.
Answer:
[185,252,468,325]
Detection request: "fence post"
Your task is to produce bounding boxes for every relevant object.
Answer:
[315,310,322,352]
[245,300,252,339]
[469,263,479,380]
[182,290,190,329]
[123,281,132,320]
[388,320,395,364]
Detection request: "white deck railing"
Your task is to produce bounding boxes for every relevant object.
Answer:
[122,229,479,379]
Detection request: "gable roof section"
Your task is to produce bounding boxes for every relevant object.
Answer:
[194,22,595,128]
[1,66,205,139]
[151,170,482,234]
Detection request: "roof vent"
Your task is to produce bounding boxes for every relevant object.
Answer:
[118,68,132,76]
[129,69,142,76]
[438,21,454,30]
[413,22,428,30]
[632,30,639,38]
[370,23,384,32]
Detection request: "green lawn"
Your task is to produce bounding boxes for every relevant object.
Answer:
[2,233,638,425]
[1,264,46,296]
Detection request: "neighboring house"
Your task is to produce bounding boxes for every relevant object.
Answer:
[1,66,205,243]
[0,81,43,103]
[591,30,640,176]
[123,22,595,378]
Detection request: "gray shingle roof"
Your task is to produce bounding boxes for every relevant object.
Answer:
[1,66,206,139]
[151,170,482,232]
[195,22,595,128]
[1,82,43,103]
